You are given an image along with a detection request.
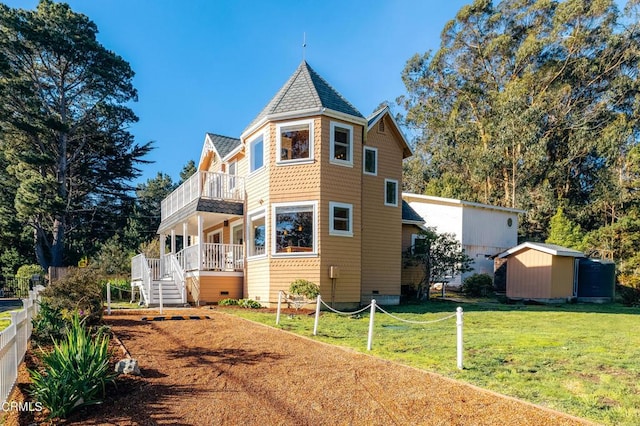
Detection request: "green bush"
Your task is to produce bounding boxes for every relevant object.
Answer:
[238,299,262,309]
[101,278,132,302]
[617,275,640,306]
[218,298,261,308]
[462,273,494,297]
[289,279,320,299]
[40,267,103,325]
[29,313,115,419]
[31,301,68,346]
[16,264,44,280]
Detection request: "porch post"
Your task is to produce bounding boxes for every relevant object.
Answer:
[159,234,166,276]
[197,215,203,269]
[182,222,188,251]
[170,229,176,254]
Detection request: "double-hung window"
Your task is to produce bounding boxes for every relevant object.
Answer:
[330,122,353,167]
[276,119,314,164]
[249,134,265,173]
[273,202,317,255]
[385,179,398,207]
[248,210,266,257]
[329,202,353,237]
[363,147,377,175]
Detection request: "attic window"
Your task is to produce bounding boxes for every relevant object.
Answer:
[378,119,385,133]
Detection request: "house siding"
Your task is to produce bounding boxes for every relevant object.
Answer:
[401,224,423,289]
[550,256,575,298]
[265,117,323,300]
[362,115,403,302]
[186,274,243,304]
[506,248,553,299]
[319,116,363,305]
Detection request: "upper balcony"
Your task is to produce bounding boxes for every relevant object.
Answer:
[161,171,245,222]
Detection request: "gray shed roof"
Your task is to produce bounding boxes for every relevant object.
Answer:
[244,61,364,133]
[206,133,241,159]
[497,242,585,259]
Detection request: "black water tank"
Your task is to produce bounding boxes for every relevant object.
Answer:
[577,258,615,299]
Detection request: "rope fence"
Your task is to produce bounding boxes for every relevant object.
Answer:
[275,293,465,369]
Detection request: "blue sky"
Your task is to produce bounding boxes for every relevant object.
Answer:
[6,0,470,184]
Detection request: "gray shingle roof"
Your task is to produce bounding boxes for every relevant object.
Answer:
[367,106,387,128]
[402,200,424,223]
[244,61,364,133]
[206,133,241,159]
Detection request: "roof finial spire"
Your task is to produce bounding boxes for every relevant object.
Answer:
[302,32,306,61]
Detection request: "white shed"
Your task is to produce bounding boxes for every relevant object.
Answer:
[402,193,525,286]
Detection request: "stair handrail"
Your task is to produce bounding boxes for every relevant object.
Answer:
[140,254,153,307]
[168,253,187,304]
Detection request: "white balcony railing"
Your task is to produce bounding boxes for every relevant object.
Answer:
[161,171,245,220]
[177,243,244,272]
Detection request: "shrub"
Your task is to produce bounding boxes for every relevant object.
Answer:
[16,264,45,280]
[218,298,260,308]
[31,301,68,346]
[29,313,116,419]
[102,278,132,302]
[237,299,262,309]
[40,267,103,325]
[617,274,640,306]
[462,273,494,297]
[289,279,320,300]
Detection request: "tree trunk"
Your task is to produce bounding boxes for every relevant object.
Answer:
[33,226,49,271]
[51,217,64,267]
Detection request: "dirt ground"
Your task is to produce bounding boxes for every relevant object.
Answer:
[4,308,594,426]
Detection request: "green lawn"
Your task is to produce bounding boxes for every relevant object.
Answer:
[223,301,640,426]
[0,311,15,331]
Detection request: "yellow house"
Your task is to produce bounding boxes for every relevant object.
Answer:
[131,61,412,308]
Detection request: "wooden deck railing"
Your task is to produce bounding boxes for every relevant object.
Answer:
[176,243,244,272]
[160,171,245,220]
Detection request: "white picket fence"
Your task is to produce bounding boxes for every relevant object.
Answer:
[0,287,42,406]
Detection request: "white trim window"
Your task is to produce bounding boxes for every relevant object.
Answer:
[385,179,398,207]
[248,210,266,258]
[329,202,353,237]
[272,201,317,256]
[276,119,314,164]
[363,146,377,175]
[248,133,265,173]
[411,233,428,255]
[228,160,237,190]
[330,121,353,167]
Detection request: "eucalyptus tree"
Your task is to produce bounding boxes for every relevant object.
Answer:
[0,1,151,269]
[399,0,640,240]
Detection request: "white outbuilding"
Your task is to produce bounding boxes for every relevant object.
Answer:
[402,193,525,286]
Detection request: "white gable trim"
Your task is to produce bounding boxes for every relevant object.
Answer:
[198,134,220,170]
[497,242,585,259]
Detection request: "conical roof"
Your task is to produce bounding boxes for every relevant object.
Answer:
[244,61,364,134]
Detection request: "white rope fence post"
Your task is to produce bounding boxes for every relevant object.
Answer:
[367,299,376,351]
[159,280,164,315]
[456,306,464,370]
[313,295,322,336]
[276,291,283,325]
[107,282,112,316]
